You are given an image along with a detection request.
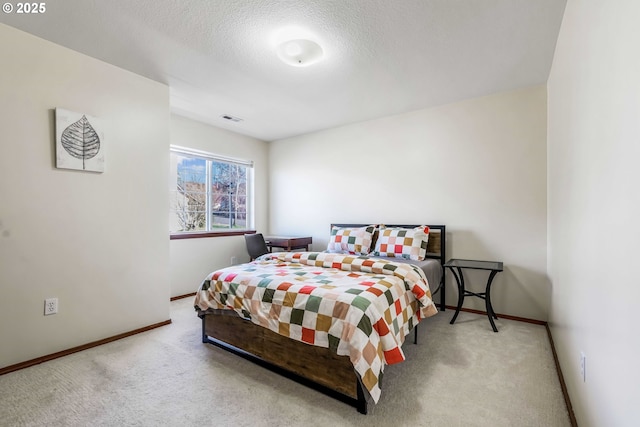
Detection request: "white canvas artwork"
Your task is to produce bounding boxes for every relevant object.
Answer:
[55,108,105,172]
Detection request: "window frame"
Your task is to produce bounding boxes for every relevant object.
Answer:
[169,145,255,239]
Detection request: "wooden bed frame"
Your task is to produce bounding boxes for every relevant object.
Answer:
[200,224,446,414]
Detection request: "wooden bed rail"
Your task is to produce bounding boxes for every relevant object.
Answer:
[200,311,368,413]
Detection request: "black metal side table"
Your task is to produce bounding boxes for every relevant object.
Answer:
[444,259,504,332]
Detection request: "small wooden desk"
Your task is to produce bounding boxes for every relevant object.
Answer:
[265,236,312,251]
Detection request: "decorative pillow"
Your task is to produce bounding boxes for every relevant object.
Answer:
[326,225,376,255]
[372,225,430,261]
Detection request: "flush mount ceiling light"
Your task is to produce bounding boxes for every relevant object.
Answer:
[276,38,324,67]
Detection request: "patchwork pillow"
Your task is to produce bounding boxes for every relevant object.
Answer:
[372,225,430,261]
[326,225,376,255]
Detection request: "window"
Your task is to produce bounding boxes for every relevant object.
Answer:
[170,146,253,236]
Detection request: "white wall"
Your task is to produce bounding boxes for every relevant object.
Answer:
[547,1,640,425]
[0,25,170,368]
[169,115,268,297]
[270,86,549,320]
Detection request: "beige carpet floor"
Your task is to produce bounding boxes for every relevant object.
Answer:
[0,298,571,426]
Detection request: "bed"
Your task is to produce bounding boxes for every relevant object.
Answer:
[195,224,446,414]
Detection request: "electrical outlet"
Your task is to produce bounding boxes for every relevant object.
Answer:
[44,298,58,315]
[231,256,237,265]
[580,352,586,382]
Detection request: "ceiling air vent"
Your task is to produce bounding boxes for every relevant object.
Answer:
[221,114,243,123]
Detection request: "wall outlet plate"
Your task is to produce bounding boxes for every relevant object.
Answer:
[44,298,58,315]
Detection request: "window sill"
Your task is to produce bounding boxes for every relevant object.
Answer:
[170,230,256,240]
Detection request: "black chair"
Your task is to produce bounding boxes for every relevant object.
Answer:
[245,233,270,260]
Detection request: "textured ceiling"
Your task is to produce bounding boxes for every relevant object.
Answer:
[1,0,566,141]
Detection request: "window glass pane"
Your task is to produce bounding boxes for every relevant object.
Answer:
[210,161,248,230]
[170,154,207,232]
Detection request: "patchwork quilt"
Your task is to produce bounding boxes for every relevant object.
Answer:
[194,251,438,403]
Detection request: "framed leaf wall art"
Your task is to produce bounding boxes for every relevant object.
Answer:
[55,108,105,172]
